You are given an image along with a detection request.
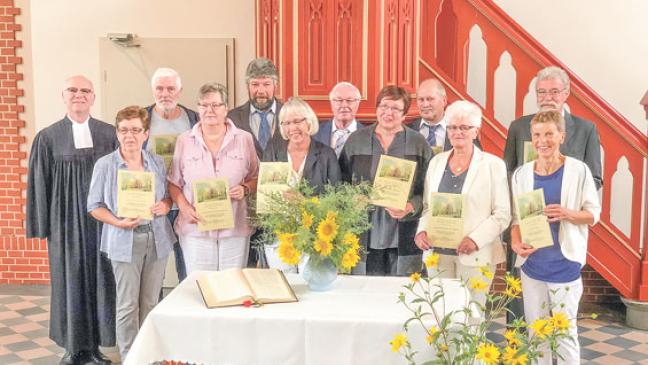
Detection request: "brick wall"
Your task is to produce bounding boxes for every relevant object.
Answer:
[0,0,50,285]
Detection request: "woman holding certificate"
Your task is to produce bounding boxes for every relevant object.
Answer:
[262,97,341,270]
[340,85,432,276]
[414,100,511,308]
[510,110,600,364]
[168,83,259,274]
[87,106,176,361]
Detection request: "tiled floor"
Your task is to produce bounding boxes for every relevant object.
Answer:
[0,285,646,364]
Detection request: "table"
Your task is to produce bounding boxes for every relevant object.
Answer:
[125,271,473,365]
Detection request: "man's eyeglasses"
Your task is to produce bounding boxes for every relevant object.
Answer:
[447,125,475,132]
[377,104,404,113]
[332,98,359,105]
[65,87,93,95]
[117,127,145,135]
[536,88,566,98]
[280,118,307,127]
[198,102,226,110]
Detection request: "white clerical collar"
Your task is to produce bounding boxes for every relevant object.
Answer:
[331,119,358,134]
[69,115,94,149]
[420,115,447,130]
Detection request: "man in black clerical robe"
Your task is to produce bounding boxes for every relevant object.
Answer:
[26,75,117,365]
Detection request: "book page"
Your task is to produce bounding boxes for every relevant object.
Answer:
[242,268,297,304]
[197,269,253,307]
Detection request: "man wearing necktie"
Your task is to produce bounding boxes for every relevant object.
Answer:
[228,58,283,158]
[313,82,362,156]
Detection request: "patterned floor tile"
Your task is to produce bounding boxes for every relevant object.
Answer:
[580,329,616,342]
[612,349,648,362]
[604,335,641,349]
[592,355,635,365]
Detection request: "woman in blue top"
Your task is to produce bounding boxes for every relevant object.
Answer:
[88,106,176,362]
[510,110,601,365]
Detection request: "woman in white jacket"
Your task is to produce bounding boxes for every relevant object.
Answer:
[510,110,601,365]
[414,100,511,308]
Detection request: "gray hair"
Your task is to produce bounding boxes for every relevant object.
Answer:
[197,82,228,105]
[277,97,319,139]
[329,81,361,100]
[536,66,570,91]
[151,67,182,90]
[245,58,279,84]
[445,100,482,128]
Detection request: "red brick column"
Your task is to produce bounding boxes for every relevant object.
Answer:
[0,0,49,285]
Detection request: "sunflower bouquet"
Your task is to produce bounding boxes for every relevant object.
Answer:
[391,257,576,365]
[255,182,373,273]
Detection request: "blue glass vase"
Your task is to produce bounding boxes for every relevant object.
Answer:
[302,256,338,291]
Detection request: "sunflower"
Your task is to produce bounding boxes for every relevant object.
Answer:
[529,318,553,339]
[309,196,320,205]
[550,311,570,333]
[314,237,333,256]
[480,266,494,280]
[505,286,521,298]
[341,249,360,271]
[410,272,421,283]
[475,343,500,365]
[325,210,338,221]
[342,232,360,250]
[505,274,522,293]
[277,240,301,265]
[317,216,338,242]
[389,332,407,353]
[424,252,440,269]
[276,232,297,246]
[504,329,521,347]
[301,210,314,229]
[468,276,489,292]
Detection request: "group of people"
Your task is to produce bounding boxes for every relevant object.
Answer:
[26,57,601,365]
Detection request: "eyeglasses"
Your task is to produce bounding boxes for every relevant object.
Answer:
[280,118,307,127]
[65,87,93,95]
[447,125,475,132]
[198,102,226,110]
[377,104,404,113]
[536,88,566,98]
[332,98,359,105]
[117,127,145,135]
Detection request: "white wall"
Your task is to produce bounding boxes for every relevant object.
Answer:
[494,0,648,134]
[24,0,255,132]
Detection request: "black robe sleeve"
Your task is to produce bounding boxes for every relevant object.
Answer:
[26,131,52,239]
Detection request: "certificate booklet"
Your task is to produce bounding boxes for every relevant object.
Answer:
[150,134,178,169]
[197,268,298,308]
[431,145,443,156]
[257,162,291,214]
[117,170,155,220]
[515,189,553,249]
[426,192,465,249]
[192,178,235,231]
[372,155,417,210]
[523,141,538,163]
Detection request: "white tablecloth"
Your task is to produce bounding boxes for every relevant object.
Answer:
[125,272,473,365]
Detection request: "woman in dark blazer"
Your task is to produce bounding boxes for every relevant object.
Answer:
[261,96,341,271]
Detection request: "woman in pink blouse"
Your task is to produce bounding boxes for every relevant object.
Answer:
[168,83,259,274]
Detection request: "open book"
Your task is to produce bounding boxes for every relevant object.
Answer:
[196,268,298,308]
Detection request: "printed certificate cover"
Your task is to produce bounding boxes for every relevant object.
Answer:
[372,155,417,210]
[117,170,155,220]
[257,162,291,214]
[515,188,553,249]
[192,177,235,231]
[523,141,539,163]
[150,134,178,169]
[426,192,465,249]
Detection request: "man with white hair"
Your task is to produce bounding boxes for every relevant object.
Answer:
[145,67,199,282]
[314,82,362,156]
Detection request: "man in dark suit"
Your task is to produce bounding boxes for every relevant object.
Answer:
[503,66,603,323]
[409,78,451,154]
[228,57,283,158]
[313,82,362,156]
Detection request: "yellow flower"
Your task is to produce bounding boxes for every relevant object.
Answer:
[316,217,338,242]
[342,232,360,250]
[341,249,360,271]
[309,197,320,205]
[504,329,521,348]
[480,266,494,280]
[505,274,522,293]
[475,342,500,365]
[468,276,489,292]
[438,343,448,352]
[410,272,421,283]
[390,332,407,352]
[301,210,314,229]
[424,252,440,269]
[529,318,553,339]
[277,240,301,265]
[326,210,338,221]
[314,237,333,257]
[511,353,528,365]
[505,286,521,298]
[276,232,297,246]
[502,346,516,362]
[551,311,570,333]
[426,326,439,344]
